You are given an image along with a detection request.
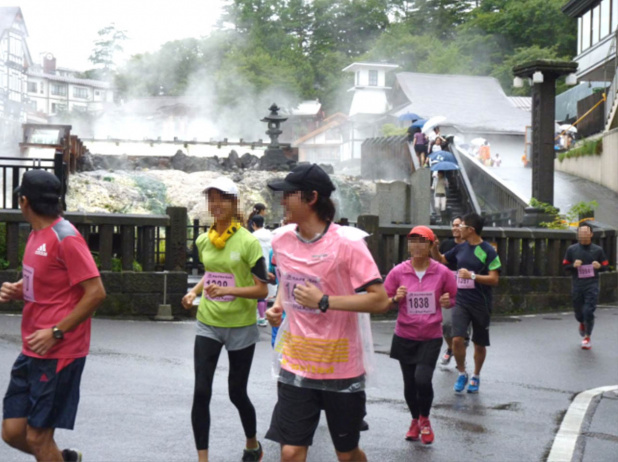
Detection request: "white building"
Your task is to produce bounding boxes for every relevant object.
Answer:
[26,55,114,117]
[341,62,399,161]
[0,7,32,142]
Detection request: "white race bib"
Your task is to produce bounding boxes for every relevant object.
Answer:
[280,272,322,315]
[203,272,236,302]
[406,291,436,315]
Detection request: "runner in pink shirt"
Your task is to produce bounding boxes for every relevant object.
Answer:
[1,170,106,462]
[384,226,456,445]
[264,163,390,462]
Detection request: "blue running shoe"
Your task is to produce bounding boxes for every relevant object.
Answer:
[467,376,480,393]
[454,373,468,393]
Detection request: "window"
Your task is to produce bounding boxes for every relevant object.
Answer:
[368,70,378,86]
[592,5,600,45]
[95,90,100,96]
[73,87,88,99]
[578,17,582,54]
[582,10,591,50]
[51,103,67,113]
[601,0,610,38]
[51,83,67,96]
[9,74,20,92]
[27,82,37,93]
[613,0,618,33]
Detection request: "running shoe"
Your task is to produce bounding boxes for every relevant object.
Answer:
[581,337,591,350]
[257,318,268,327]
[578,323,585,337]
[420,417,434,445]
[405,419,420,441]
[242,441,263,462]
[467,376,480,393]
[454,372,468,393]
[62,449,82,462]
[440,349,453,365]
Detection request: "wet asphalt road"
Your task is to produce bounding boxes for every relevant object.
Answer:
[0,307,617,462]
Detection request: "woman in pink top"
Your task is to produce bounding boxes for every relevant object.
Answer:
[384,226,457,445]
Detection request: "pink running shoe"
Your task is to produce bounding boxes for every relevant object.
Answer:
[405,419,420,441]
[420,417,434,445]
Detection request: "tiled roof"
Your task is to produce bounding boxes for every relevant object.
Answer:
[393,72,531,134]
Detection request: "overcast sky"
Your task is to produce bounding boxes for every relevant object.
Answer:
[1,0,226,70]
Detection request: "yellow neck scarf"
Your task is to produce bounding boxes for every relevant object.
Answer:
[208,220,240,249]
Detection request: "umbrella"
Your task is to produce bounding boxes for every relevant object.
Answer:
[430,161,459,172]
[398,112,421,122]
[410,118,428,129]
[470,137,486,146]
[559,124,577,133]
[422,115,447,134]
[427,150,457,165]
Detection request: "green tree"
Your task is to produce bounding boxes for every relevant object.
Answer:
[88,23,128,79]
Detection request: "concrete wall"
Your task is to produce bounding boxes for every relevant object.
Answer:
[554,128,618,193]
[0,270,190,319]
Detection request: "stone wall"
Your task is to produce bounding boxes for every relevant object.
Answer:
[493,272,617,314]
[0,270,189,319]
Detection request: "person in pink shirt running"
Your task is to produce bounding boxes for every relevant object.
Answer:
[384,226,456,445]
[264,163,390,462]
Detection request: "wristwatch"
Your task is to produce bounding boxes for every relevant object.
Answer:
[318,295,329,313]
[470,272,476,281]
[52,326,64,340]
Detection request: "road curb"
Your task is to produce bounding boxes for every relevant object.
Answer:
[547,385,618,462]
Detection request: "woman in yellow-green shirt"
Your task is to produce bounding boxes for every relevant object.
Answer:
[182,177,268,462]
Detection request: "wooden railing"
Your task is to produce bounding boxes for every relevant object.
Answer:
[0,152,65,209]
[0,207,188,273]
[358,215,617,276]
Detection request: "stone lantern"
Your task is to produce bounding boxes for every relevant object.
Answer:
[259,103,291,170]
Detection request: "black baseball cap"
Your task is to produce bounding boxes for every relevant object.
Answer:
[267,163,336,198]
[14,169,62,203]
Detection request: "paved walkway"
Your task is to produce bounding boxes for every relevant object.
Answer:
[0,307,616,461]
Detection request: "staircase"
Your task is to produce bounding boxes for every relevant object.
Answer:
[430,171,466,225]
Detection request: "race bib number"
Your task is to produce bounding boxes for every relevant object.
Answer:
[406,292,436,315]
[203,272,236,302]
[577,264,595,279]
[457,277,475,289]
[22,264,36,302]
[280,272,321,314]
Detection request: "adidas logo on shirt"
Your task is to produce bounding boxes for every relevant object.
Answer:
[35,243,47,256]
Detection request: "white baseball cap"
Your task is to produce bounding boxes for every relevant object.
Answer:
[203,176,239,196]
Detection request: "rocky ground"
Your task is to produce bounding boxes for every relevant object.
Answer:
[66,169,376,225]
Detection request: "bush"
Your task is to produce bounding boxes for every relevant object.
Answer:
[558,138,602,162]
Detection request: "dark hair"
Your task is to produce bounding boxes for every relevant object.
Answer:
[578,222,593,233]
[247,203,266,228]
[452,216,462,224]
[462,212,484,235]
[26,198,63,218]
[300,190,335,222]
[251,215,264,228]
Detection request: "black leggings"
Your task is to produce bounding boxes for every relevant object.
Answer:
[399,362,435,419]
[192,336,257,450]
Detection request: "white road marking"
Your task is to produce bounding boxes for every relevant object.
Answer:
[547,385,618,462]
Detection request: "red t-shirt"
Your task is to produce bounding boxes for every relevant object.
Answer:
[21,217,100,359]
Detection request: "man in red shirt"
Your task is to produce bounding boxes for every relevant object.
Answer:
[1,170,106,462]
